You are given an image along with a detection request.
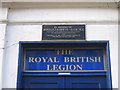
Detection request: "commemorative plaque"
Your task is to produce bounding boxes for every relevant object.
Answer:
[42,24,85,40]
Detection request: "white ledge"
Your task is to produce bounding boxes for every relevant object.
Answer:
[1,2,118,8]
[2,0,119,2]
[5,20,118,25]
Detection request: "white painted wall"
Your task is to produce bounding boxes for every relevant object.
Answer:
[0,24,6,90]
[1,2,118,89]
[0,8,8,21]
[0,7,8,90]
[8,7,117,23]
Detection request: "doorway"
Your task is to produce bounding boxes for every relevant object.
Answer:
[17,41,112,89]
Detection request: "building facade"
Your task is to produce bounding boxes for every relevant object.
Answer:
[0,0,118,89]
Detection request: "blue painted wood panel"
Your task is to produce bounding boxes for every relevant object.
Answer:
[23,76,107,88]
[65,76,107,88]
[23,76,64,88]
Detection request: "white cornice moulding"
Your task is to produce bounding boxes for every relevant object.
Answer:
[1,2,119,8]
[2,0,120,2]
[6,20,118,25]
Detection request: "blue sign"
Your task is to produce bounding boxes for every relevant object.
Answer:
[24,48,106,72]
[42,25,85,40]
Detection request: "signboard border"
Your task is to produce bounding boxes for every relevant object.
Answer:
[23,47,107,72]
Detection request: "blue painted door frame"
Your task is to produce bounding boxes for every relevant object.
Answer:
[17,41,112,89]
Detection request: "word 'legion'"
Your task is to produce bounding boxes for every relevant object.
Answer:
[47,64,83,70]
[28,57,101,63]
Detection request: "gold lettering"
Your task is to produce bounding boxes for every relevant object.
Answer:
[59,65,65,70]
[62,50,65,54]
[95,57,101,62]
[41,57,48,62]
[47,57,53,62]
[57,50,72,55]
[68,50,72,54]
[89,57,95,62]
[54,26,57,28]
[57,50,60,55]
[66,65,69,70]
[64,57,70,62]
[76,57,80,62]
[28,57,35,63]
[70,57,76,62]
[54,57,59,62]
[76,65,83,70]
[69,65,76,70]
[86,57,89,62]
[47,65,51,70]
[53,65,58,70]
[81,57,85,62]
[35,57,41,62]
[46,64,83,71]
